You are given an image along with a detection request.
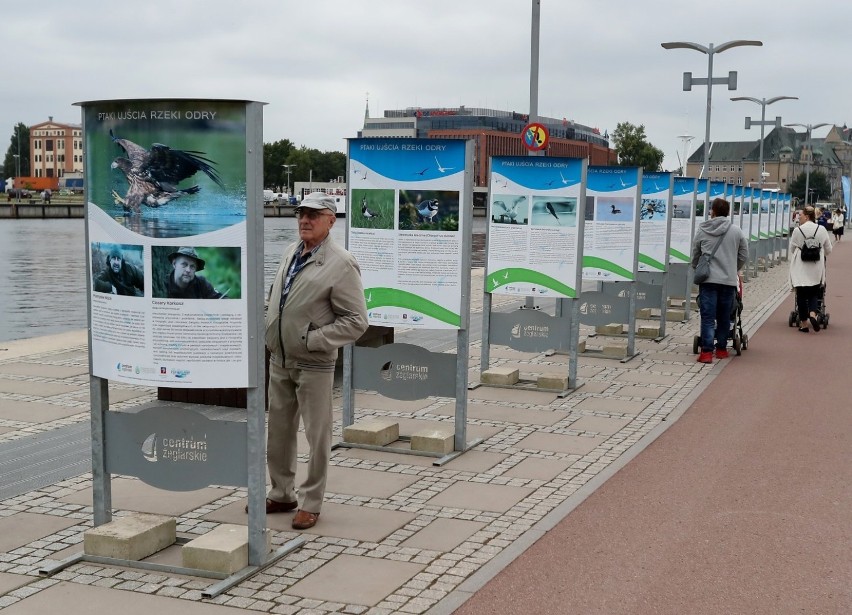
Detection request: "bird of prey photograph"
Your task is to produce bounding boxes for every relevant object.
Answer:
[109,129,225,213]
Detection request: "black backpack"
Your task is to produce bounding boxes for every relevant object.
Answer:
[798,226,821,262]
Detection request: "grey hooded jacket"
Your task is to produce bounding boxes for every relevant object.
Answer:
[691,216,749,287]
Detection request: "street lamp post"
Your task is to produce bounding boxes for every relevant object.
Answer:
[12,154,20,203]
[785,122,830,207]
[731,96,797,189]
[677,133,694,176]
[282,164,297,197]
[662,40,763,179]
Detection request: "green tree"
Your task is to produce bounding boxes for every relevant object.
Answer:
[610,122,664,171]
[263,141,345,193]
[263,139,295,189]
[285,147,345,189]
[789,170,831,204]
[3,123,30,178]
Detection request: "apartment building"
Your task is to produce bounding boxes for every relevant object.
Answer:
[29,117,84,179]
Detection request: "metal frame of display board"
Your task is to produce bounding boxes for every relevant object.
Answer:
[732,185,751,282]
[780,194,792,260]
[38,100,302,599]
[757,189,771,271]
[668,177,698,322]
[337,139,479,466]
[745,187,761,278]
[635,171,674,340]
[771,191,783,264]
[580,166,643,363]
[477,156,588,397]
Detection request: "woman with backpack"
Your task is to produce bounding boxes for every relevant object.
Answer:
[789,206,832,332]
[831,208,844,242]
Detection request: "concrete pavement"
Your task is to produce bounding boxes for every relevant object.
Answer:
[0,248,801,614]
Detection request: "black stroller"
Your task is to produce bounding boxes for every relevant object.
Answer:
[788,283,830,329]
[693,277,749,355]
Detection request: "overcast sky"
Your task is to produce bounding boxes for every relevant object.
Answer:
[3,0,848,171]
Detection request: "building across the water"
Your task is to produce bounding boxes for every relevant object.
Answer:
[685,125,852,204]
[359,105,617,202]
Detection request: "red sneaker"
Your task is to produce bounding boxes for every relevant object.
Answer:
[715,349,730,359]
[697,351,713,364]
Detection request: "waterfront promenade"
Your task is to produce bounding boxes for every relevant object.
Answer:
[0,247,846,614]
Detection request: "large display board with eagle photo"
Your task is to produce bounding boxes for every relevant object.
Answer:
[80,99,260,390]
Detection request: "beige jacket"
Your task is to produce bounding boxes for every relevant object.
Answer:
[265,237,368,370]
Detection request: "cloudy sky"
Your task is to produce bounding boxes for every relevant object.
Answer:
[2,0,847,171]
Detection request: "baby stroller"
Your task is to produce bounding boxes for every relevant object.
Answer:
[693,276,749,355]
[788,283,829,329]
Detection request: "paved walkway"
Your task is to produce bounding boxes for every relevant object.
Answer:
[0,244,807,615]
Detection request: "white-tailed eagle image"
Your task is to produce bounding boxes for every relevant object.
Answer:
[109,129,224,213]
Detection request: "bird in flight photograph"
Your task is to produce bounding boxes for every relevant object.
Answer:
[109,129,224,213]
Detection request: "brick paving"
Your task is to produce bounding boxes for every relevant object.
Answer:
[0,257,793,614]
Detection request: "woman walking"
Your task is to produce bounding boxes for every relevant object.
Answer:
[789,206,832,332]
[831,208,844,242]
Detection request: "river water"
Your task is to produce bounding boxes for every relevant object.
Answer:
[0,217,487,343]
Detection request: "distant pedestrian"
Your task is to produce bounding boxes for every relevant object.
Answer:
[831,209,844,242]
[691,198,749,364]
[789,206,832,333]
[816,207,831,231]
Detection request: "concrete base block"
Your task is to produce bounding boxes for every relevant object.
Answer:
[481,366,520,386]
[578,340,586,353]
[343,419,400,446]
[595,324,624,335]
[638,326,660,338]
[182,523,268,574]
[665,309,686,321]
[84,512,175,561]
[410,428,454,455]
[667,297,685,308]
[635,308,652,319]
[538,374,569,390]
[602,345,627,358]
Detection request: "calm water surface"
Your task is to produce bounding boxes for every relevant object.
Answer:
[0,218,487,343]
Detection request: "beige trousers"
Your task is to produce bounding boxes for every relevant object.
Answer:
[266,361,333,514]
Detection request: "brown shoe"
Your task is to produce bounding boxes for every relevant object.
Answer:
[292,509,320,530]
[244,499,298,514]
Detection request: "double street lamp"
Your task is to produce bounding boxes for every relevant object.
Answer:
[785,122,830,207]
[662,39,763,179]
[12,154,20,203]
[282,164,297,197]
[731,95,797,189]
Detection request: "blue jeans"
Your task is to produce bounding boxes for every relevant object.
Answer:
[698,283,736,352]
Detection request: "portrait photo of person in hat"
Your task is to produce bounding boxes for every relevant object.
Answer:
[91,243,145,297]
[149,246,231,299]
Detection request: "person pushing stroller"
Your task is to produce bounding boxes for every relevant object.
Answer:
[789,205,832,333]
[691,198,749,364]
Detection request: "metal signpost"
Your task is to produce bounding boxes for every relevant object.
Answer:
[670,177,698,320]
[581,166,643,361]
[479,155,587,395]
[637,171,674,339]
[38,99,303,597]
[340,138,477,464]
